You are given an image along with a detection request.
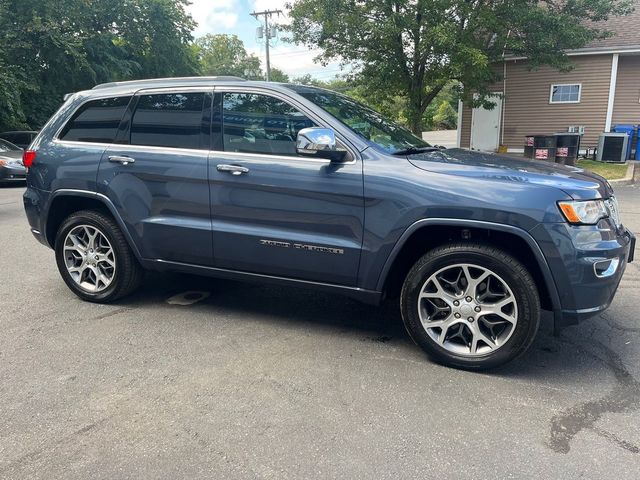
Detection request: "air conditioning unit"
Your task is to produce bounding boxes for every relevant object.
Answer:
[597,133,628,163]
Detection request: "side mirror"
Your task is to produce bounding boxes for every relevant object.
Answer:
[296,127,347,162]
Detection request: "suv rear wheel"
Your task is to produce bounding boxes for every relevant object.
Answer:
[400,243,540,370]
[54,210,143,302]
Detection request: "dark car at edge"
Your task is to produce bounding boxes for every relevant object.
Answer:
[0,130,38,150]
[22,77,635,369]
[0,138,26,184]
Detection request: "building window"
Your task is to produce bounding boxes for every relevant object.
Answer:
[549,84,581,104]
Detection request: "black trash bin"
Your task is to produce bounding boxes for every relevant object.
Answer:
[524,135,556,162]
[554,133,582,166]
[524,135,535,159]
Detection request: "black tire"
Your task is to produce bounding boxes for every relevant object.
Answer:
[54,210,144,303]
[400,243,540,370]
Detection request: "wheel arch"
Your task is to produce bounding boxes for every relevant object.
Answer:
[377,219,561,314]
[44,189,142,261]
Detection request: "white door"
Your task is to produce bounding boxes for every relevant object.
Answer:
[470,95,502,152]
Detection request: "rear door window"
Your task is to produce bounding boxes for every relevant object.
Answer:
[130,92,207,150]
[60,97,131,143]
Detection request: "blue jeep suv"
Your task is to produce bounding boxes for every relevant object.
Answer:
[23,76,635,369]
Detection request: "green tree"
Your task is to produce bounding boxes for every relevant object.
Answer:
[0,0,198,131]
[288,0,633,134]
[432,100,458,130]
[269,67,290,83]
[196,34,263,79]
[292,74,323,86]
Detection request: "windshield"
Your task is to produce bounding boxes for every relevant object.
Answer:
[290,85,430,154]
[0,138,21,152]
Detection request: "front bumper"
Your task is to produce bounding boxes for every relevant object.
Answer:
[532,220,634,327]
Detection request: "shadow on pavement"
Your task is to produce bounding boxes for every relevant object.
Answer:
[115,270,626,379]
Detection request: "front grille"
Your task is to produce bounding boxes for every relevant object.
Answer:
[605,197,621,227]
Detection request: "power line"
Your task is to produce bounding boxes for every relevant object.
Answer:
[269,49,321,57]
[249,9,283,82]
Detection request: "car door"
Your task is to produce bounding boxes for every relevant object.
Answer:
[97,89,214,266]
[209,88,364,286]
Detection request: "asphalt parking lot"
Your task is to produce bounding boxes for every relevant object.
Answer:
[1,183,639,479]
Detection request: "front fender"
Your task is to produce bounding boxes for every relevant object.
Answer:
[374,218,562,315]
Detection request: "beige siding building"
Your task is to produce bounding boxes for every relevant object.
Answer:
[458,7,640,155]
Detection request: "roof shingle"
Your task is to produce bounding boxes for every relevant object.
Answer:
[584,2,640,49]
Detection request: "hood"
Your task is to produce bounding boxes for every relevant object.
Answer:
[407,148,612,200]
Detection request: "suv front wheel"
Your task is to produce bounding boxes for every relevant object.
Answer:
[54,210,143,302]
[400,243,540,370]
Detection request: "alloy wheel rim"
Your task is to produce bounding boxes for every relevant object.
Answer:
[63,225,116,293]
[417,263,518,356]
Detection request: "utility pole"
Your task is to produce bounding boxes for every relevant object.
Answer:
[250,9,282,81]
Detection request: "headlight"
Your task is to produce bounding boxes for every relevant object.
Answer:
[558,200,608,225]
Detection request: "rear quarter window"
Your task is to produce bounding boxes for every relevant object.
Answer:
[59,96,131,143]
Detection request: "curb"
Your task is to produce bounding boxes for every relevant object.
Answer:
[608,160,636,186]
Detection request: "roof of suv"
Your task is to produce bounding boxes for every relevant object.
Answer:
[86,76,304,97]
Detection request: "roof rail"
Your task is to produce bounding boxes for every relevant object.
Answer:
[92,76,247,90]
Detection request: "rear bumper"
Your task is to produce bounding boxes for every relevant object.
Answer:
[23,186,50,248]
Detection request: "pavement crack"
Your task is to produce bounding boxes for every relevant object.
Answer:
[591,426,640,454]
[547,337,640,454]
[0,416,111,474]
[92,307,134,321]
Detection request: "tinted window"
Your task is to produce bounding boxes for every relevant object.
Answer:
[60,97,131,143]
[291,85,429,154]
[0,139,20,152]
[131,93,205,149]
[0,133,17,144]
[222,93,315,156]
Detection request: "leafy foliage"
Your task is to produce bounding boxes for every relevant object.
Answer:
[270,68,290,83]
[196,34,263,79]
[0,0,198,131]
[287,0,633,133]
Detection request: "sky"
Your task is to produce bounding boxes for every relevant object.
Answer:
[186,0,345,80]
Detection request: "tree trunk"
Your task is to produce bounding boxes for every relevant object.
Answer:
[407,91,424,135]
[407,84,446,135]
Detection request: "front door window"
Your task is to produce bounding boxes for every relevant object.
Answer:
[222,93,315,156]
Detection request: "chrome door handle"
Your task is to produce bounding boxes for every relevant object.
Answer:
[217,164,249,176]
[108,155,135,165]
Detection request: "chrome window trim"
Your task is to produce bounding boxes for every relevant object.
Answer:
[134,86,215,95]
[53,138,338,164]
[52,139,113,149]
[210,149,333,164]
[52,139,209,156]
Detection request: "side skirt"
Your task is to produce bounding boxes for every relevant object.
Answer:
[142,258,383,306]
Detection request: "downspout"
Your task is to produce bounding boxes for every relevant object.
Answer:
[500,30,512,147]
[501,59,507,146]
[605,53,619,132]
